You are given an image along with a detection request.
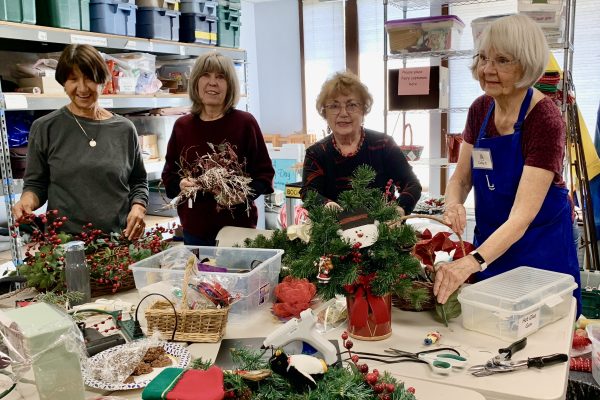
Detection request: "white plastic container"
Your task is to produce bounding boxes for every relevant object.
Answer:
[471,14,512,48]
[518,0,564,29]
[129,246,283,319]
[458,266,577,341]
[587,323,600,385]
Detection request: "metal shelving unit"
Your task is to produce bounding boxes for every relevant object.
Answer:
[0,21,248,264]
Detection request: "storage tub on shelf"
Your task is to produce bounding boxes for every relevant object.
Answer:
[180,12,217,44]
[217,19,240,48]
[471,14,511,47]
[129,246,283,320]
[36,0,90,30]
[587,324,600,385]
[518,0,564,29]
[137,7,180,40]
[0,0,36,24]
[458,266,577,341]
[385,15,464,54]
[90,0,136,36]
[136,0,178,9]
[181,0,217,16]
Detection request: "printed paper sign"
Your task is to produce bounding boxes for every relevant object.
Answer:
[70,34,107,47]
[398,67,431,95]
[517,310,540,338]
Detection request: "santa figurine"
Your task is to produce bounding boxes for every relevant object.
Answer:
[316,256,334,283]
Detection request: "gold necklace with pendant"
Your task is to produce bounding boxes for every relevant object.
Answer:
[70,109,98,147]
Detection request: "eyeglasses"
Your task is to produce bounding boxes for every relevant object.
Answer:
[475,54,519,71]
[323,102,363,115]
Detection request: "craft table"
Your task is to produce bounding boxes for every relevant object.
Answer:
[3,291,575,400]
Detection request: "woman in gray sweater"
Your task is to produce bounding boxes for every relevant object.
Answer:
[12,44,148,239]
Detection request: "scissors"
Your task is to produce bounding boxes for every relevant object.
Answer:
[385,348,468,375]
[345,347,466,376]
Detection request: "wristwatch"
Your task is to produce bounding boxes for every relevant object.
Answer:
[469,250,488,272]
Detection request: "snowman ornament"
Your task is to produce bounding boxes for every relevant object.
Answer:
[336,210,380,249]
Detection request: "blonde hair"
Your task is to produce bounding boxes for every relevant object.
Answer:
[188,52,240,115]
[470,14,548,88]
[316,71,373,118]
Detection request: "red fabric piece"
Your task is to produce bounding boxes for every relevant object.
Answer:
[272,276,316,319]
[347,274,389,328]
[166,366,224,400]
[463,95,565,186]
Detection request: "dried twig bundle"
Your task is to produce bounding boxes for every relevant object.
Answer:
[169,142,254,213]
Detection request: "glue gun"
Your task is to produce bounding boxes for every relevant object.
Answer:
[262,300,337,366]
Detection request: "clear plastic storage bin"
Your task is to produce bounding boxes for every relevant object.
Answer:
[458,266,577,341]
[518,0,564,29]
[385,15,464,53]
[129,246,283,319]
[471,14,511,47]
[586,323,600,385]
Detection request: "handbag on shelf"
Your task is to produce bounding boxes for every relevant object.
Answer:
[399,123,424,161]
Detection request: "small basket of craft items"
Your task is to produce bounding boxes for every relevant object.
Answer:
[399,123,424,161]
[390,214,471,312]
[145,256,231,342]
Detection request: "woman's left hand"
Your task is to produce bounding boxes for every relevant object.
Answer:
[433,255,480,304]
[124,204,146,240]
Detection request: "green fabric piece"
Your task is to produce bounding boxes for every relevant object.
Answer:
[142,368,185,400]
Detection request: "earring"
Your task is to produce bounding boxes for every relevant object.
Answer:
[327,126,332,135]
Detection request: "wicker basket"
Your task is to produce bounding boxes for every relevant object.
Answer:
[399,123,424,161]
[145,257,229,342]
[389,214,466,312]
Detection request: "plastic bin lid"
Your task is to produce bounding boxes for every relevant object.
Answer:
[472,14,514,25]
[457,266,577,312]
[386,15,464,29]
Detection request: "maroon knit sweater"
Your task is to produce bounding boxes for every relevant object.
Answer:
[162,109,274,240]
[463,95,566,186]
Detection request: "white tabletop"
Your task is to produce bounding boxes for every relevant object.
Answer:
[6,291,574,400]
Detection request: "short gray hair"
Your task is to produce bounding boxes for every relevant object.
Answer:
[471,14,548,88]
[188,52,240,115]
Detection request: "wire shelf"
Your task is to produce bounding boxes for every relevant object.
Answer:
[389,0,503,11]
[387,49,474,60]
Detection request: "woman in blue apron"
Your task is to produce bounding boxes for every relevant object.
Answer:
[433,15,581,316]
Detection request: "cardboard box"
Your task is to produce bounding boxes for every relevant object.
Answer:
[139,134,159,160]
[18,76,63,95]
[388,66,449,110]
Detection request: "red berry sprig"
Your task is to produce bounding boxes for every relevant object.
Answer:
[340,331,412,399]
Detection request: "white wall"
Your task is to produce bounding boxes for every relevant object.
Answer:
[241,0,303,135]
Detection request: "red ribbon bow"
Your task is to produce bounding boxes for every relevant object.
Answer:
[344,274,389,329]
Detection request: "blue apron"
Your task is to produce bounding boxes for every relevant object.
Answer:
[472,88,581,315]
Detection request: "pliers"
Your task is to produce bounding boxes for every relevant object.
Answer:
[468,337,568,377]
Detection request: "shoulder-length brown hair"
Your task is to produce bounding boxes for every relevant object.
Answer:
[188,52,240,115]
[55,44,110,86]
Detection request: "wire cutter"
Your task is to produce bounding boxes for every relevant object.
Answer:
[469,337,568,377]
[344,347,467,376]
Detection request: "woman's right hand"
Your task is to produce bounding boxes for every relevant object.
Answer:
[12,192,39,221]
[443,203,467,235]
[179,178,196,191]
[324,201,342,211]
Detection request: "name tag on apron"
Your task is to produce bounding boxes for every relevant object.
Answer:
[473,148,493,170]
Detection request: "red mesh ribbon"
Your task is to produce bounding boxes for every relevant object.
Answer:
[345,274,390,329]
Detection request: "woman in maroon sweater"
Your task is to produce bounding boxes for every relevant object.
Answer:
[433,15,581,315]
[162,52,274,245]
